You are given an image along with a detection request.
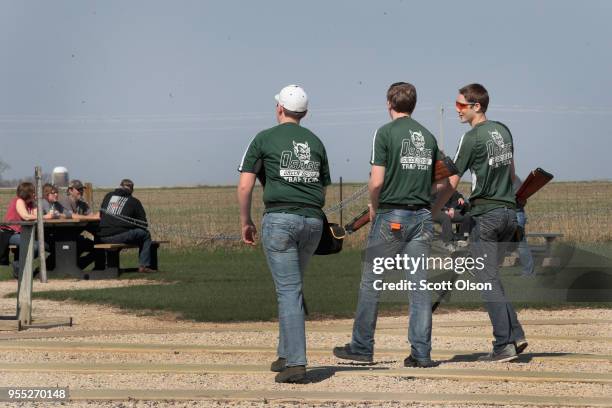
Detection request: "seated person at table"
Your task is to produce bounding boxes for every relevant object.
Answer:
[1,182,40,278]
[58,180,98,268]
[41,183,67,219]
[98,179,154,273]
[433,191,472,252]
[59,179,99,220]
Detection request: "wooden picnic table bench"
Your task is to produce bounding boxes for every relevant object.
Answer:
[525,232,563,267]
[89,240,169,279]
[526,232,563,256]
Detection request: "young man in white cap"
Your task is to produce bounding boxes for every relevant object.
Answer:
[237,85,331,383]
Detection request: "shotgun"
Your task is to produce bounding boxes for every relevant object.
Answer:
[344,156,459,234]
[515,168,554,207]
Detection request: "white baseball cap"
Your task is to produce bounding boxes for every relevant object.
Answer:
[275,85,308,113]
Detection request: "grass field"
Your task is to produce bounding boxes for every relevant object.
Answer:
[0,182,609,322]
[1,181,610,248]
[9,242,607,322]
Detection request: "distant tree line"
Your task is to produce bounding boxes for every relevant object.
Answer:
[0,158,51,188]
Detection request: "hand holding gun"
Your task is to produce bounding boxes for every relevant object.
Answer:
[345,156,459,234]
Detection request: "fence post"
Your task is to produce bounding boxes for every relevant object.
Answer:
[339,176,343,226]
[84,182,94,211]
[35,166,47,283]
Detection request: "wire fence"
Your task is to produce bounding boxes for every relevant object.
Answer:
[0,181,609,249]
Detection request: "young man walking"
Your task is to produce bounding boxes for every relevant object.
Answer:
[333,82,443,368]
[434,83,527,362]
[237,85,331,383]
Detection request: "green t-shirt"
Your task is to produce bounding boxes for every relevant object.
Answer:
[370,116,443,209]
[238,122,331,219]
[453,120,516,216]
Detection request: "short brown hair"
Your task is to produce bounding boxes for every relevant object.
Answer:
[17,182,35,201]
[120,179,134,192]
[42,183,57,197]
[459,83,489,113]
[282,107,306,121]
[387,82,417,114]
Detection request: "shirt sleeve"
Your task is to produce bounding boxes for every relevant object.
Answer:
[238,133,262,173]
[319,146,332,187]
[369,128,387,166]
[134,199,148,227]
[433,138,444,162]
[453,132,476,177]
[76,200,92,215]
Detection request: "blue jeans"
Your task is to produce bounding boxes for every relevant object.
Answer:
[261,212,323,367]
[99,229,152,267]
[516,211,535,276]
[350,209,433,361]
[9,233,40,277]
[470,207,525,352]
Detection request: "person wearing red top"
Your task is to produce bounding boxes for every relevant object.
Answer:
[3,182,38,277]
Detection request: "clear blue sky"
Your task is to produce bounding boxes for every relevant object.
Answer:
[1,0,610,186]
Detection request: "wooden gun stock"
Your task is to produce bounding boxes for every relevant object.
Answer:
[344,208,370,234]
[344,156,458,234]
[516,168,554,206]
[433,156,459,182]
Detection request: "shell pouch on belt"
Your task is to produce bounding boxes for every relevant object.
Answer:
[315,215,345,255]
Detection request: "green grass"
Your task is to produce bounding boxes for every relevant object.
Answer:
[20,243,610,322]
[29,249,379,321]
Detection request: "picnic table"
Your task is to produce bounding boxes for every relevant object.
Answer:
[44,218,99,278]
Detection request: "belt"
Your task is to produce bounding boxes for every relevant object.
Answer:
[470,198,516,210]
[265,202,322,210]
[379,203,430,211]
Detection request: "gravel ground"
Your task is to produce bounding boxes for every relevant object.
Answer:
[0,279,610,407]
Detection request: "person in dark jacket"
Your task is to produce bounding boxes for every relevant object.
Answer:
[98,179,153,273]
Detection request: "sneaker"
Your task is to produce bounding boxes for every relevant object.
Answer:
[443,243,457,253]
[514,338,529,355]
[478,344,518,362]
[274,365,306,383]
[332,344,373,363]
[456,240,469,248]
[403,355,439,368]
[270,357,286,372]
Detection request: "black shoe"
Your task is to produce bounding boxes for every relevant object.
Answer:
[332,343,373,363]
[274,365,306,383]
[478,344,518,362]
[403,354,439,368]
[270,357,286,372]
[515,338,528,355]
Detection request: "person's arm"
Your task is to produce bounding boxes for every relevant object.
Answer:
[133,199,148,226]
[320,145,332,205]
[368,165,385,221]
[432,174,460,215]
[16,199,37,221]
[237,172,257,245]
[510,159,518,184]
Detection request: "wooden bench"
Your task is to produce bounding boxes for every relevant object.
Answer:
[89,240,169,279]
[526,233,563,255]
[525,232,563,267]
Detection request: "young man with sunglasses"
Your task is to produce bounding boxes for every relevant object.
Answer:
[434,83,527,362]
[59,179,96,220]
[332,82,443,368]
[237,85,331,383]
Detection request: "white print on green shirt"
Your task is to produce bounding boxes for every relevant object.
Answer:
[486,129,513,168]
[279,141,321,183]
[400,130,433,170]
